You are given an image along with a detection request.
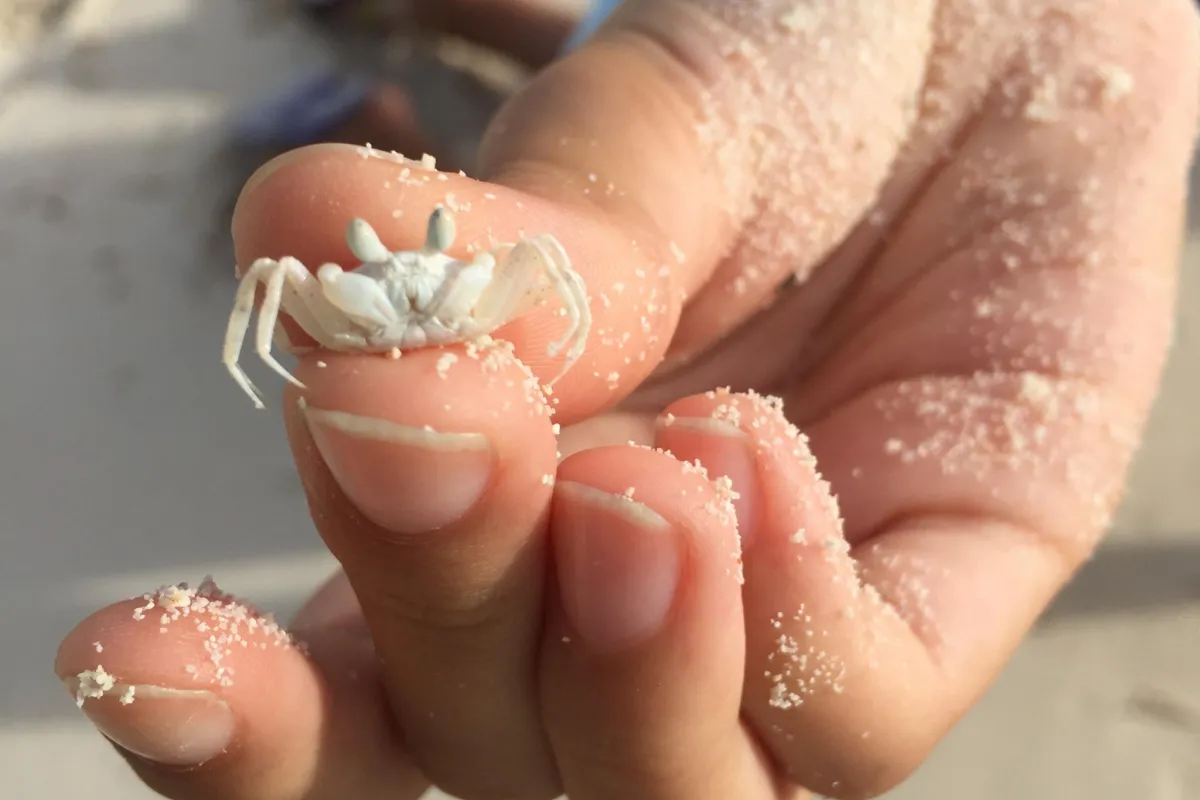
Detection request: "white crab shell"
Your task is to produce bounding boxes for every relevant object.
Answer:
[222,207,592,408]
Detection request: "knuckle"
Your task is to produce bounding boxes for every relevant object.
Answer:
[377,585,505,633]
[357,552,535,634]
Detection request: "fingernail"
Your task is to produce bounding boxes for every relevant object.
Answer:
[655,415,760,547]
[64,674,233,767]
[304,404,494,533]
[233,143,361,220]
[553,482,682,652]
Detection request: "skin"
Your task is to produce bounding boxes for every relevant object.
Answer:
[55,1,1200,799]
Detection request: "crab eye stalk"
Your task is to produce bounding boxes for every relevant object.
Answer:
[423,206,457,254]
[346,218,391,263]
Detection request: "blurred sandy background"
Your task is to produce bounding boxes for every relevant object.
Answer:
[0,1,1196,798]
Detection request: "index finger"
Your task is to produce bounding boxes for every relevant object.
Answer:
[230,142,679,424]
[227,142,682,797]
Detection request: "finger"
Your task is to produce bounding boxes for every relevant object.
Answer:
[277,347,564,798]
[539,445,783,800]
[54,579,426,800]
[234,145,623,796]
[227,134,715,796]
[478,1,936,367]
[656,392,938,798]
[290,568,364,631]
[232,142,681,422]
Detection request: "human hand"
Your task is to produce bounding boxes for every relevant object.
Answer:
[56,1,1200,799]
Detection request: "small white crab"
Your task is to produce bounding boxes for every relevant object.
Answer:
[223,206,591,408]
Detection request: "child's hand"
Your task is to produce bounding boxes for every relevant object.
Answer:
[56,1,1200,798]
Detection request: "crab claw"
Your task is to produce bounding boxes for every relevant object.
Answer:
[317,264,401,328]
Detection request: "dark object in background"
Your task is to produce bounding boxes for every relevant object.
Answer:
[231,0,580,172]
[234,71,376,151]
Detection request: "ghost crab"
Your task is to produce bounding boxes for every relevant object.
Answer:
[223,206,591,408]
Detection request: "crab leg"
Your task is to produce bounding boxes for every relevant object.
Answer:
[253,259,313,392]
[528,234,591,365]
[225,257,368,409]
[259,258,374,358]
[509,236,592,383]
[471,236,592,384]
[268,260,367,352]
[224,258,282,408]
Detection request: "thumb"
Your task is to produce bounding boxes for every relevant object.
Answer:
[479,1,737,303]
[480,0,935,366]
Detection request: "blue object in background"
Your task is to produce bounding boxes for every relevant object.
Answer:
[561,0,622,53]
[234,71,375,149]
